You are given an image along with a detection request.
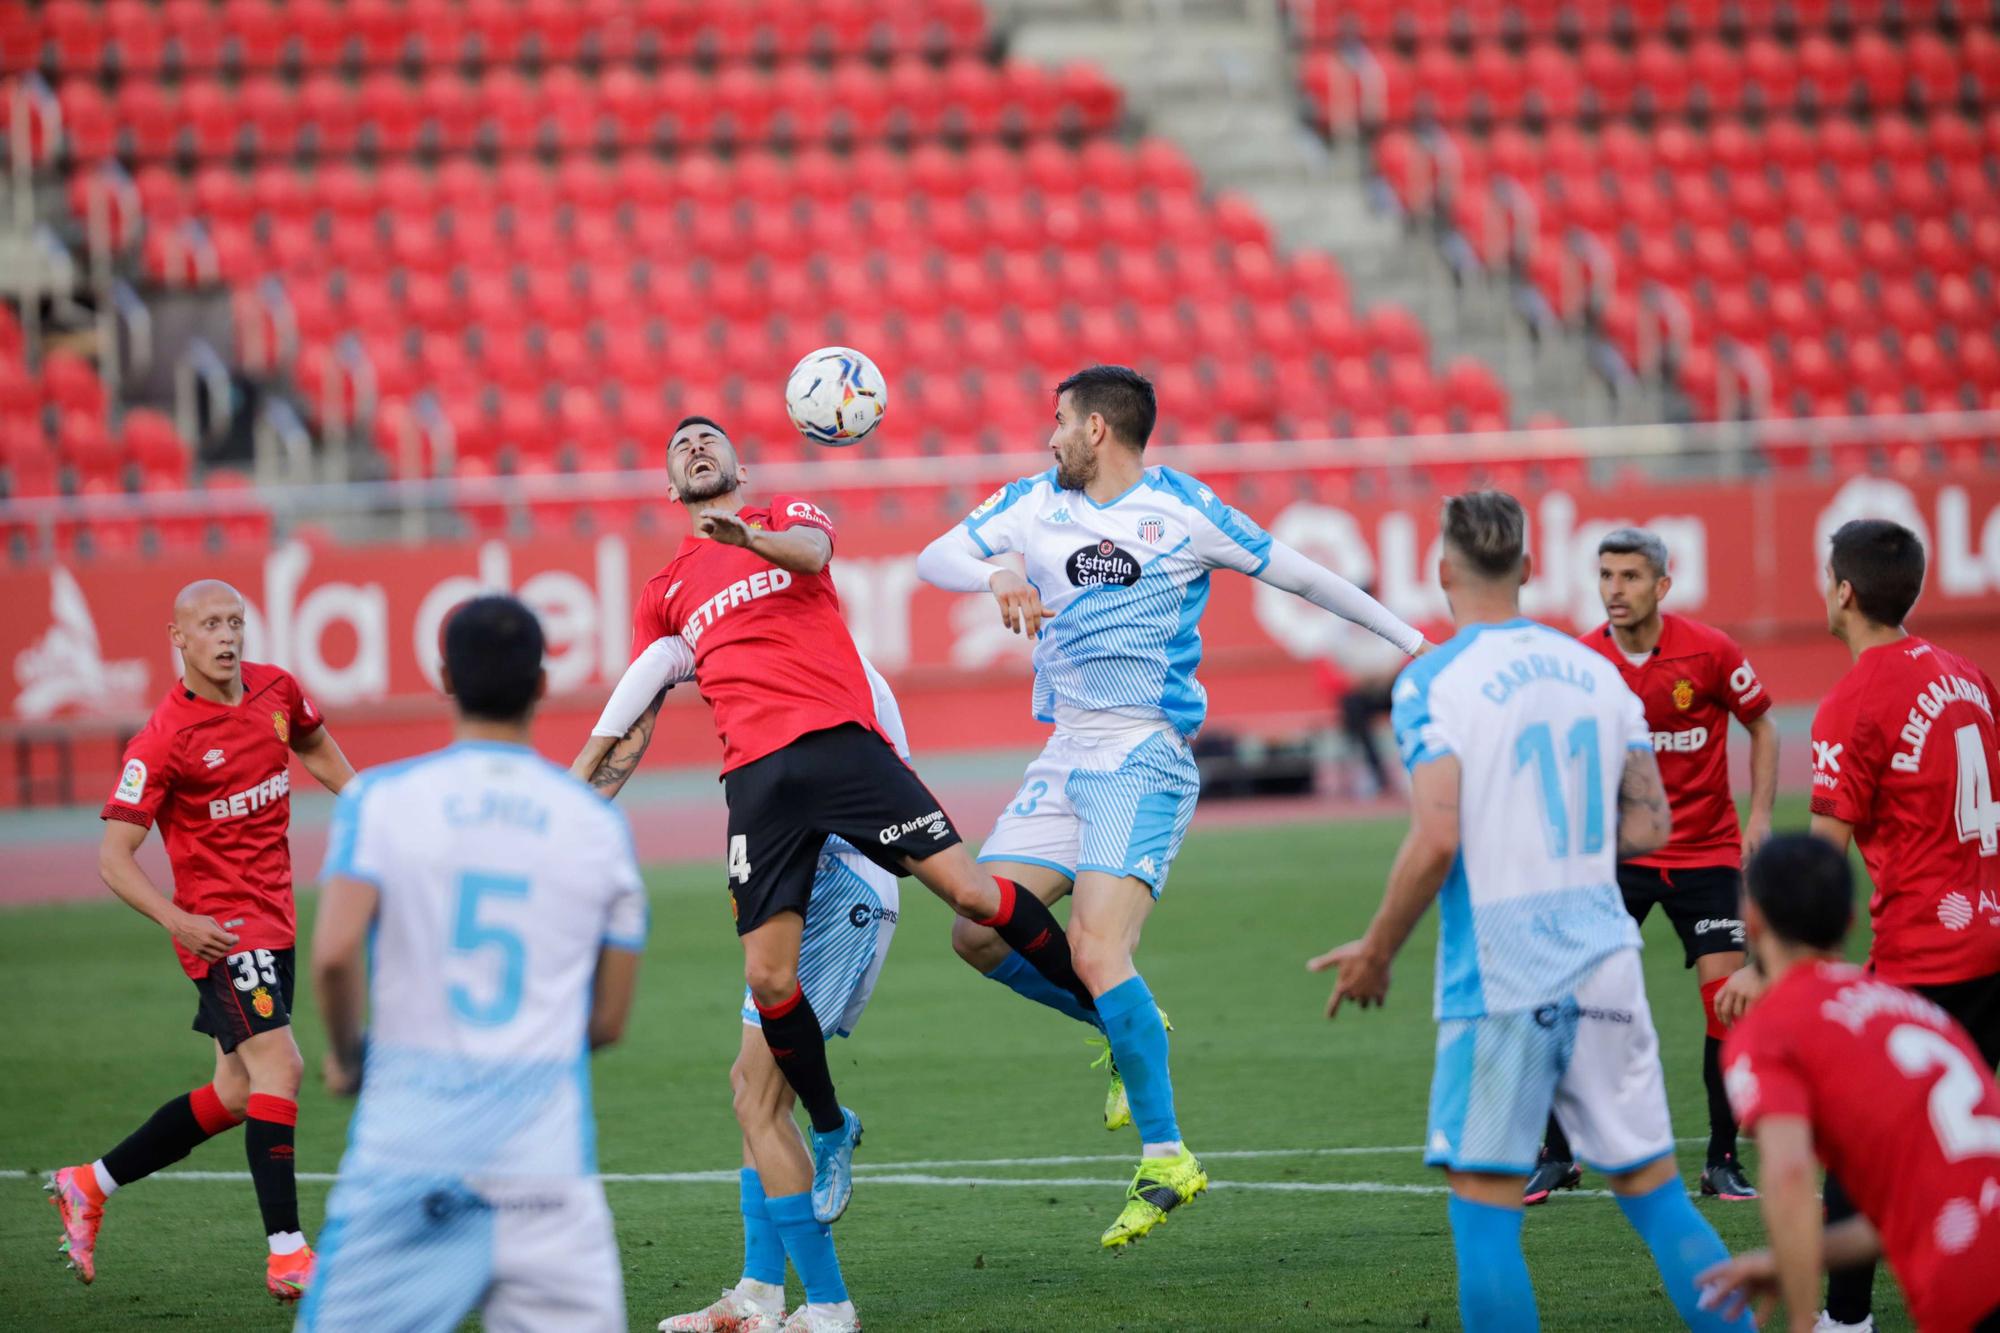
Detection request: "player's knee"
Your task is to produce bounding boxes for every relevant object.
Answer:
[211,1067,251,1120]
[951,915,1007,971]
[744,961,799,1007]
[1068,929,1130,994]
[244,1033,305,1096]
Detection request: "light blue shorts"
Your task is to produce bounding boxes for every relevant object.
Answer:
[1424,948,1674,1177]
[741,840,899,1039]
[977,725,1201,895]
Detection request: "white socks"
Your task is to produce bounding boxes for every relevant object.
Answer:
[735,1278,785,1314]
[1141,1140,1184,1159]
[91,1160,120,1198]
[805,1300,858,1323]
[268,1230,307,1256]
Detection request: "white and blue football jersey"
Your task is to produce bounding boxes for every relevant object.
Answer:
[1391,618,1651,1020]
[958,465,1273,735]
[319,741,647,1179]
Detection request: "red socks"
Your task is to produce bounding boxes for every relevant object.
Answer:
[1699,977,1728,1040]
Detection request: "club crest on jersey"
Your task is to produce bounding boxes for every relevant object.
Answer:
[1672,678,1694,711]
[1067,539,1140,588]
[251,986,275,1019]
[1137,516,1165,544]
[272,710,289,743]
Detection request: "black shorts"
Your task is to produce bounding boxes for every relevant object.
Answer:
[722,723,962,935]
[1915,968,2000,1069]
[191,946,295,1053]
[1618,864,1745,969]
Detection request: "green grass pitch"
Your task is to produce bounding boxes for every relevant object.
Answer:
[0,798,1910,1330]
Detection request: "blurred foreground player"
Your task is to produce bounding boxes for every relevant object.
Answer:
[917,365,1428,1248]
[1804,519,2000,1333]
[302,595,646,1332]
[1311,492,1751,1333]
[1529,528,1779,1205]
[1699,835,2000,1333]
[575,640,906,1333]
[621,416,1096,1227]
[48,579,353,1300]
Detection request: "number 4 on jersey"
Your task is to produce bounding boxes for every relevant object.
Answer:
[729,834,753,884]
[1955,723,2000,856]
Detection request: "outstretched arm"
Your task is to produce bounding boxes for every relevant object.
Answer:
[1616,747,1673,858]
[578,688,667,800]
[918,527,1050,637]
[699,511,832,575]
[1253,542,1428,656]
[573,636,695,797]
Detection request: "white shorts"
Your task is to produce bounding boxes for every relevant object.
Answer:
[977,723,1201,895]
[300,1174,623,1333]
[1424,948,1674,1177]
[742,839,899,1039]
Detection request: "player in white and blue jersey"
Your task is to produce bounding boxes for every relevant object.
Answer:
[572,641,904,1333]
[300,595,647,1333]
[1309,492,1753,1333]
[916,364,1429,1249]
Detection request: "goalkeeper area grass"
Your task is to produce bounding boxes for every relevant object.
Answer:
[0,795,1911,1330]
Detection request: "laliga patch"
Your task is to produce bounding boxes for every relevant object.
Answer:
[969,486,1007,518]
[1066,539,1140,588]
[114,758,147,804]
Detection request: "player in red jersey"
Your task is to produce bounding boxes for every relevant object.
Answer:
[1697,834,2000,1333]
[1529,528,1779,1205]
[584,416,1098,1231]
[1803,518,2000,1333]
[44,580,354,1301]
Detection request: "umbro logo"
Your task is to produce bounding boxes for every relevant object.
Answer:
[1813,740,1844,773]
[203,749,226,769]
[665,581,684,600]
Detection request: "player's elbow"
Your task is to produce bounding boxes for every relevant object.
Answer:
[587,1009,627,1050]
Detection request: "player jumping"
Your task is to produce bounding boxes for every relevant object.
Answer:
[1793,519,2000,1333]
[1310,491,1751,1332]
[574,637,906,1333]
[47,579,353,1300]
[915,365,1429,1248]
[1698,834,2000,1333]
[606,415,1095,1230]
[1527,527,1778,1205]
[303,594,646,1331]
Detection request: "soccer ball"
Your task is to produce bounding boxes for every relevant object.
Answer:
[785,347,888,446]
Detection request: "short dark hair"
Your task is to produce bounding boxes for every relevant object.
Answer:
[1441,490,1526,579]
[673,415,728,439]
[444,594,545,723]
[1829,519,1925,628]
[1597,527,1669,578]
[1745,833,1854,951]
[1056,365,1156,449]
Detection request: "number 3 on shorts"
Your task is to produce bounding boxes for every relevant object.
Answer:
[729,834,753,884]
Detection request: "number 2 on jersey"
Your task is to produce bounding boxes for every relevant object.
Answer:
[1954,723,2000,856]
[1514,718,1605,860]
[1887,1023,2000,1161]
[449,871,530,1027]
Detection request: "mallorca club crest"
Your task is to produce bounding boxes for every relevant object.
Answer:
[250,986,275,1019]
[271,710,289,743]
[1672,678,1695,711]
[1137,516,1165,545]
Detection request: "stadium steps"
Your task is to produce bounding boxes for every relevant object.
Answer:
[1006,4,1609,426]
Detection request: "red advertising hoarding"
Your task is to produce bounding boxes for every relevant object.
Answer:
[7,469,2000,804]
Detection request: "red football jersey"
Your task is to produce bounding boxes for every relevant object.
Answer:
[1724,961,2000,1333]
[1811,638,2000,986]
[631,496,883,773]
[100,662,323,978]
[1580,614,1772,870]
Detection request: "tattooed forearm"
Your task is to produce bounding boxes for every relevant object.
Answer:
[1616,748,1673,858]
[587,688,667,800]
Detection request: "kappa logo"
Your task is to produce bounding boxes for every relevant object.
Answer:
[203,748,226,770]
[1047,507,1073,524]
[1813,740,1844,773]
[1428,1130,1452,1155]
[1133,855,1159,879]
[1137,516,1165,544]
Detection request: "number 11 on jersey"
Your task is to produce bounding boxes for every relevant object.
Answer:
[1514,718,1606,861]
